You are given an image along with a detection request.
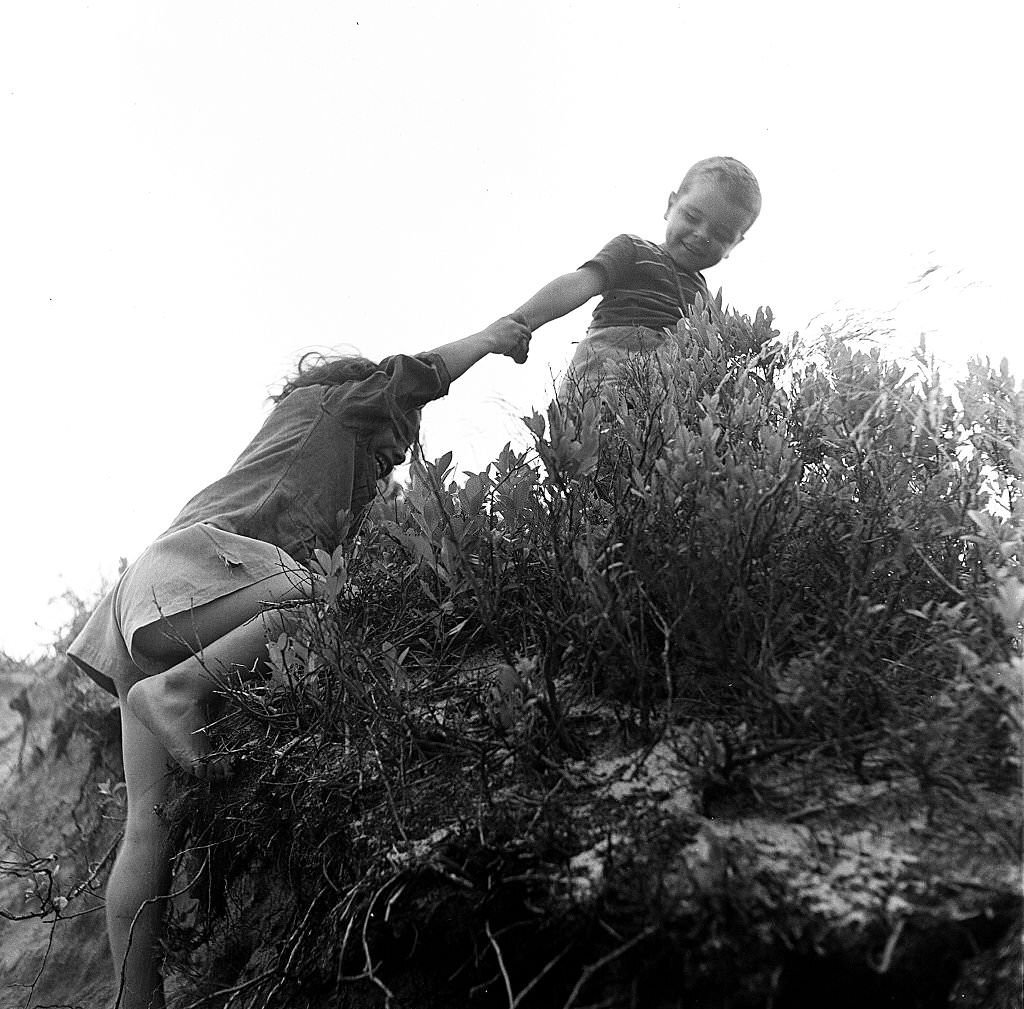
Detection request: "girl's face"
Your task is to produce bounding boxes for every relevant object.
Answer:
[373,411,419,480]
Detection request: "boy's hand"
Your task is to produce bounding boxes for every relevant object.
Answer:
[487,313,532,364]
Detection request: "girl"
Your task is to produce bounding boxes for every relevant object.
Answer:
[67,316,531,1009]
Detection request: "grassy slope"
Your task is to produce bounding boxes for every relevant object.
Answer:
[157,313,1023,1007]
[2,309,1022,1008]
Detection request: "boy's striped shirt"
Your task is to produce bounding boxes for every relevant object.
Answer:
[583,233,709,332]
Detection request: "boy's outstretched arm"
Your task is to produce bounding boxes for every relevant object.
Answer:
[427,314,532,382]
[513,265,606,332]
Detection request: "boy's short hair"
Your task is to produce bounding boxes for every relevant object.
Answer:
[679,156,761,224]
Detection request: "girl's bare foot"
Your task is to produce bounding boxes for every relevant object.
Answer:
[126,676,232,780]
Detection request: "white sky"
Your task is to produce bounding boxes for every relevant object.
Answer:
[1,1,1020,657]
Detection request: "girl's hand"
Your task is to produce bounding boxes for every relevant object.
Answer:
[486,313,532,364]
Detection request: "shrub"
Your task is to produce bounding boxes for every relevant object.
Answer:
[162,300,1022,1005]
[369,301,1022,775]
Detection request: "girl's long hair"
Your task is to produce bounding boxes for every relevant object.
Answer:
[272,351,379,402]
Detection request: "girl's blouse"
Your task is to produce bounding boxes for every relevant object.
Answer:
[66,353,451,697]
[164,352,451,561]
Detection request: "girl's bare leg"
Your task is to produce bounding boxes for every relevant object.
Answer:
[109,570,311,1006]
[126,571,310,777]
[109,703,173,1009]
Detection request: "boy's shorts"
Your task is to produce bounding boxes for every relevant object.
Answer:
[66,523,310,698]
[558,325,667,402]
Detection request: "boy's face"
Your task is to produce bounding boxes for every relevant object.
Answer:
[663,176,753,273]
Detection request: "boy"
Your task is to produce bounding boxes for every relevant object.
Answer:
[512,156,761,393]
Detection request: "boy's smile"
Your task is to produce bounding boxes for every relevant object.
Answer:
[663,177,752,273]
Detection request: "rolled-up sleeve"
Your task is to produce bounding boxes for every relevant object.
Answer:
[321,353,452,437]
[580,234,637,291]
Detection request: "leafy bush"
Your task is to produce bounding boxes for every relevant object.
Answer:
[162,300,1022,1005]
[365,300,1022,779]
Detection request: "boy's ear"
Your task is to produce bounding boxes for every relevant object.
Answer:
[664,191,678,220]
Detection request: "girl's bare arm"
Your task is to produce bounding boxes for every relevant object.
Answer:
[427,314,532,382]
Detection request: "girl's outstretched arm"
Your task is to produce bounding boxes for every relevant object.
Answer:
[428,315,532,381]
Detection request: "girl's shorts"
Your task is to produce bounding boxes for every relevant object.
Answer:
[67,523,311,698]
